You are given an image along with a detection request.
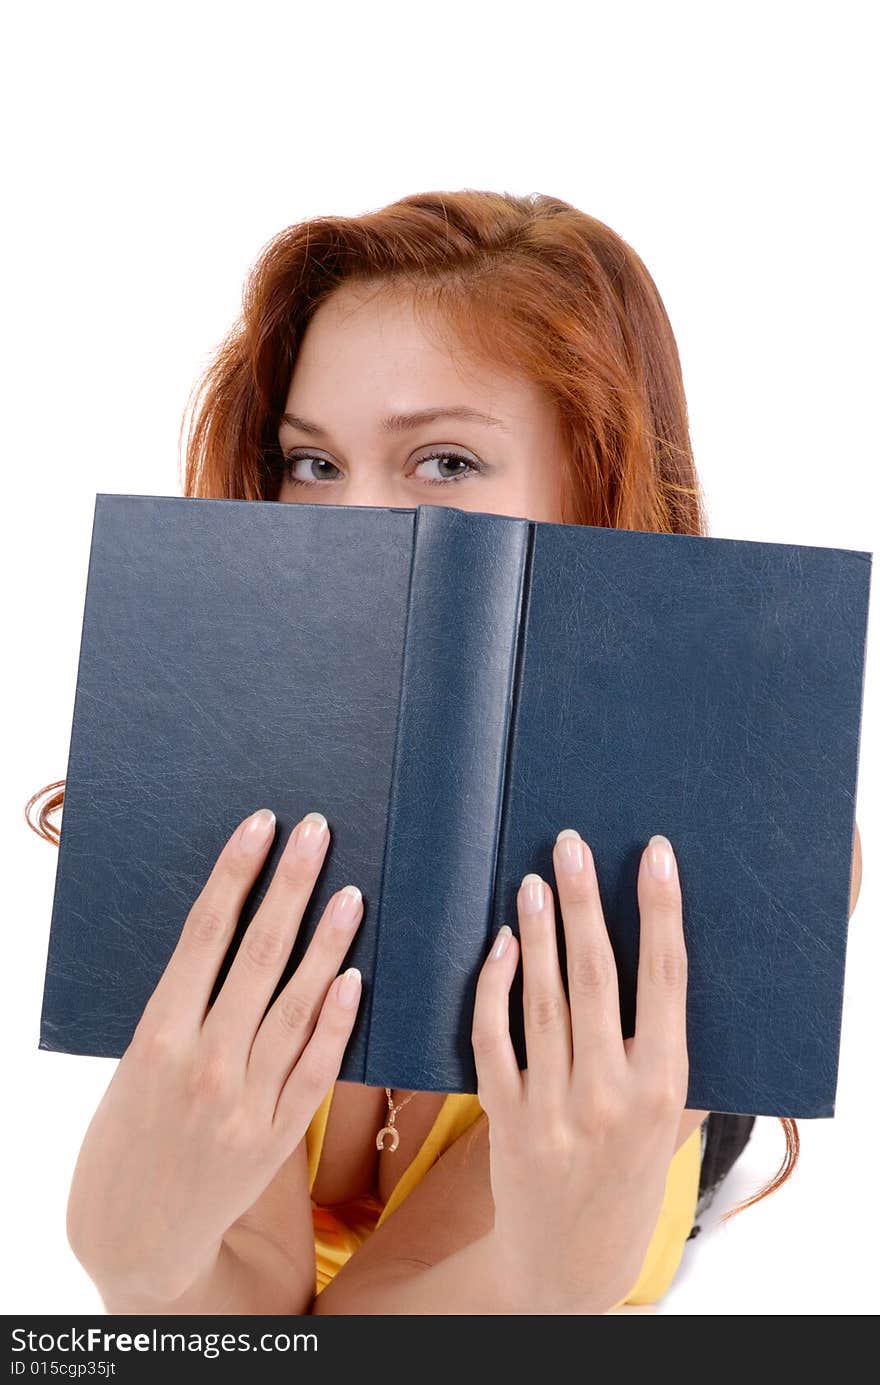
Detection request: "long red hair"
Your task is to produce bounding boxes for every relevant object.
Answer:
[24,188,797,1221]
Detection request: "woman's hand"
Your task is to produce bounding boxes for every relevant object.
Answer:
[471,830,690,1315]
[66,807,364,1306]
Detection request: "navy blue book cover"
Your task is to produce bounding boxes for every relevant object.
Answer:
[38,495,872,1117]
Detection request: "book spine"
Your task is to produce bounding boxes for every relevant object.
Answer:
[363,506,533,1092]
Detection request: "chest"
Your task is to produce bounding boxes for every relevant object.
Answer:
[310,1081,447,1207]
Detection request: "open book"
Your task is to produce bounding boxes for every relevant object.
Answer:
[39,495,872,1117]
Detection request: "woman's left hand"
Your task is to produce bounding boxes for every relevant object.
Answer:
[471,830,690,1315]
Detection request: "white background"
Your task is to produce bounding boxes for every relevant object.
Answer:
[3,0,876,1316]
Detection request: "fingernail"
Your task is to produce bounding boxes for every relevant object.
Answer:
[295,812,328,855]
[555,828,584,874]
[492,924,512,960]
[331,885,362,929]
[647,834,674,881]
[241,808,276,855]
[337,966,362,1008]
[520,873,546,914]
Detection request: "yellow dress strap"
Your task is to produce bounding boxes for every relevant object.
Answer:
[305,1086,483,1215]
[305,1085,335,1195]
[376,1092,484,1227]
[612,1123,702,1307]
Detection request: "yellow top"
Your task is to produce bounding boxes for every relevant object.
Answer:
[306,1084,702,1309]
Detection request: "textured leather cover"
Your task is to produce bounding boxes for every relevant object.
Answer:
[39,494,872,1117]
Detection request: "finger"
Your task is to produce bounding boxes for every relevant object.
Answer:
[517,872,572,1107]
[552,830,626,1081]
[272,966,363,1146]
[202,811,330,1059]
[138,807,278,1041]
[247,883,364,1103]
[632,835,689,1082]
[470,923,523,1120]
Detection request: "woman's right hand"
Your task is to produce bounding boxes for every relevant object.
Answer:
[66,807,364,1305]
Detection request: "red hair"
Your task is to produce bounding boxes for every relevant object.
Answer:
[25,188,797,1220]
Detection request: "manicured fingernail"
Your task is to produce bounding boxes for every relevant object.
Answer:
[520,873,546,914]
[555,828,584,873]
[295,812,328,855]
[492,924,512,960]
[331,885,362,929]
[241,808,276,854]
[337,966,362,1008]
[647,834,674,881]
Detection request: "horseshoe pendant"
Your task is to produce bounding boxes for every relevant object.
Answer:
[376,1124,400,1152]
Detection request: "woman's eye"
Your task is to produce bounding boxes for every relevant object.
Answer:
[283,455,342,485]
[412,452,482,485]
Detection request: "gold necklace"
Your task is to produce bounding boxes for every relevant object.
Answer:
[376,1087,417,1152]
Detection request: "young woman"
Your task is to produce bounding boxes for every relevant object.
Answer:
[30,189,863,1315]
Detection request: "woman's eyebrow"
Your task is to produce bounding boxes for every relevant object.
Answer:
[280,406,510,435]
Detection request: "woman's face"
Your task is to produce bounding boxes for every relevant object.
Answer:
[276,282,568,522]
